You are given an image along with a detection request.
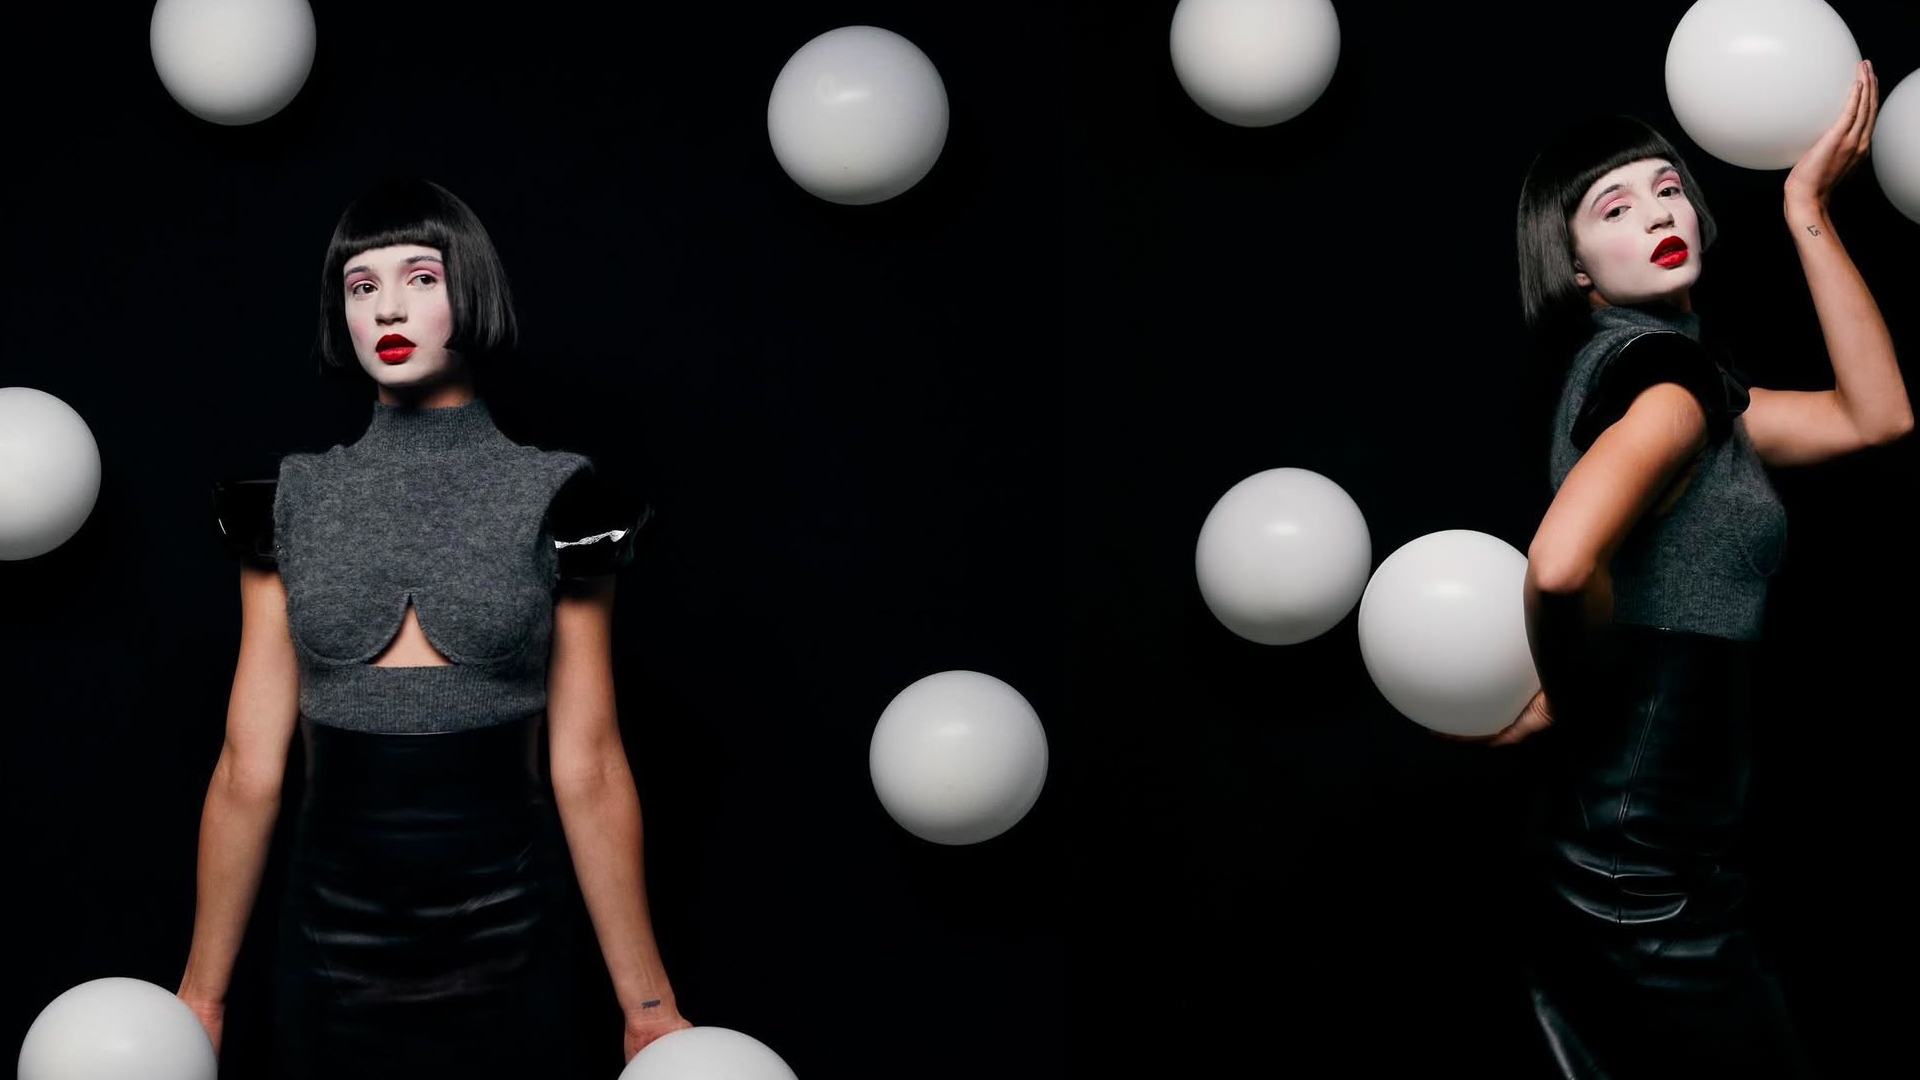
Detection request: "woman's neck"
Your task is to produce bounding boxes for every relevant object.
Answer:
[376,376,476,410]
[1590,288,1692,315]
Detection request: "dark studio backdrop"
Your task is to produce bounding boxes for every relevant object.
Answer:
[0,2,1914,1079]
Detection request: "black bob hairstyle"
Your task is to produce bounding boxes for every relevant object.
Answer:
[1515,115,1718,351]
[315,179,517,379]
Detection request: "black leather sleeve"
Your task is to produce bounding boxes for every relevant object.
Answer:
[212,477,278,569]
[1571,331,1751,452]
[549,467,652,580]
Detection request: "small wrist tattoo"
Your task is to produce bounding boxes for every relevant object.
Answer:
[1806,224,1822,236]
[641,998,662,1009]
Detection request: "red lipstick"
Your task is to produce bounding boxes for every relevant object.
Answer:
[1651,236,1689,267]
[375,333,416,364]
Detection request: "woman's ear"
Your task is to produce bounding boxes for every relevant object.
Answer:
[1572,259,1591,289]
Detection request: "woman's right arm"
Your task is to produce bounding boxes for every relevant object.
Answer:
[176,562,300,1036]
[1522,380,1712,726]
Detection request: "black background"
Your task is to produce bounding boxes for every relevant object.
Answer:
[3,1,1915,1076]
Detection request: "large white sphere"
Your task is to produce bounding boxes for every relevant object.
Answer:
[1665,0,1861,170]
[0,387,103,561]
[1168,0,1341,127]
[620,1026,798,1080]
[18,977,217,1080]
[1194,467,1371,645]
[150,0,316,125]
[870,671,1048,845]
[767,25,949,205]
[1356,530,1539,738]
[1874,70,1920,225]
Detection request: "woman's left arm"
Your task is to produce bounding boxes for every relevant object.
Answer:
[1746,59,1913,468]
[547,575,692,1059]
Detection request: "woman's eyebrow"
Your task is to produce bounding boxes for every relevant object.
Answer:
[1589,163,1677,210]
[343,254,444,276]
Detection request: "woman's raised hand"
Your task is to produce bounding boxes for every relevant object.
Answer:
[1784,59,1878,212]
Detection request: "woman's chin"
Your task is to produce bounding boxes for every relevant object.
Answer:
[361,356,452,388]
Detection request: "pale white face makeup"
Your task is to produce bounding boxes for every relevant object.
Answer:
[342,244,462,394]
[1568,157,1702,310]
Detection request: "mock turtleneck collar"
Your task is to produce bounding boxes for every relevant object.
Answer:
[1590,301,1702,343]
[350,397,510,455]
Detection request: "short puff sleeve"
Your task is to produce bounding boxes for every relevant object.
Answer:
[548,465,652,581]
[1570,331,1750,452]
[211,476,277,569]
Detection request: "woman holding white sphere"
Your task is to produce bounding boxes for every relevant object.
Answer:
[1497,63,1908,1077]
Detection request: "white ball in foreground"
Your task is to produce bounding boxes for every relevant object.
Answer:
[871,670,1048,844]
[1169,0,1341,127]
[620,1025,798,1080]
[1356,529,1539,738]
[18,977,216,1080]
[1873,69,1920,225]
[150,0,317,125]
[767,25,949,204]
[0,386,103,561]
[1195,467,1371,645]
[1665,0,1861,169]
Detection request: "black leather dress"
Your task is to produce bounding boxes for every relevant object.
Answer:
[270,711,582,1080]
[1522,622,1811,1079]
[213,467,651,1080]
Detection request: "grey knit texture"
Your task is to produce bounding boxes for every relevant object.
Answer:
[273,398,590,732]
[1549,304,1788,642]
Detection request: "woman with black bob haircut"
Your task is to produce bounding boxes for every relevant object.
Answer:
[314,177,519,382]
[1465,62,1909,1078]
[1515,116,1720,359]
[183,178,689,1078]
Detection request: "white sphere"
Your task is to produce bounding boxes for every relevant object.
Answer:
[870,671,1048,845]
[1169,0,1341,127]
[1874,70,1920,225]
[767,25,949,205]
[150,0,316,125]
[1194,467,1371,645]
[0,387,103,561]
[1355,530,1539,738]
[1665,0,1861,170]
[18,977,217,1080]
[620,1025,798,1080]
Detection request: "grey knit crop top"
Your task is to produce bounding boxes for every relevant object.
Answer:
[1548,303,1788,642]
[271,398,596,732]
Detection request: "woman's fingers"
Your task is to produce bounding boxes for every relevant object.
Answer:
[1487,720,1533,747]
[1836,70,1863,135]
[1487,696,1551,747]
[1846,63,1871,148]
[1862,63,1878,152]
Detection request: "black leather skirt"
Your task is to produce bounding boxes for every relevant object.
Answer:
[1524,624,1811,1079]
[270,711,589,1080]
